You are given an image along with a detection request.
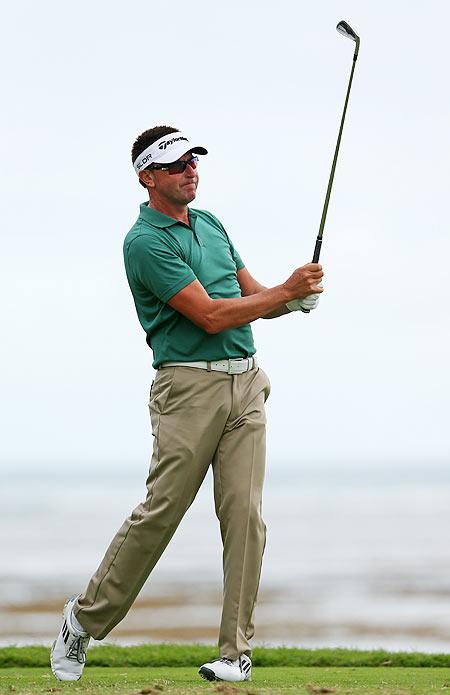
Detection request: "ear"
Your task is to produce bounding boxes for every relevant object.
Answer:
[139,170,155,189]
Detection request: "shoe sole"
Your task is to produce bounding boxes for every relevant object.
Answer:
[50,640,57,679]
[198,667,250,682]
[199,667,218,681]
[50,602,68,680]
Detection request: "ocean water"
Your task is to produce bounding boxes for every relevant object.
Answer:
[1,463,450,651]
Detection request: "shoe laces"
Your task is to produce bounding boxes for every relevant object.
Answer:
[66,635,89,664]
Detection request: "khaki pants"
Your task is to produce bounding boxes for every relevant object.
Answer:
[75,364,270,659]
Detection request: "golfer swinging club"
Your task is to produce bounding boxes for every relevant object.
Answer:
[51,125,324,683]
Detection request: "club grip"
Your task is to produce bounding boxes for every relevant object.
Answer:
[312,237,322,264]
[301,237,323,314]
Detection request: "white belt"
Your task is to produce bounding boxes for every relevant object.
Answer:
[159,357,257,375]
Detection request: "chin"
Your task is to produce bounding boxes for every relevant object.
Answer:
[184,190,197,204]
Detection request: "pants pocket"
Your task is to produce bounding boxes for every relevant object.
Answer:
[149,367,178,414]
[258,367,271,402]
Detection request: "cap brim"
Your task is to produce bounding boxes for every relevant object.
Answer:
[157,144,208,164]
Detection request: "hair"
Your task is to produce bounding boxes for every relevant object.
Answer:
[131,125,179,188]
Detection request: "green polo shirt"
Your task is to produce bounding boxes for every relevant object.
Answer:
[123,203,256,368]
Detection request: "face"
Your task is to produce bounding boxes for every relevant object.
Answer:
[140,151,199,205]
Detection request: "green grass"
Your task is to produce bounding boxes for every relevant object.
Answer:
[2,645,450,669]
[2,647,450,695]
[1,666,450,695]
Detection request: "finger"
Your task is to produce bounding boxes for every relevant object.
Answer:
[302,297,320,310]
[301,296,319,307]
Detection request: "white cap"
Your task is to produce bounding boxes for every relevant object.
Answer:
[133,132,208,173]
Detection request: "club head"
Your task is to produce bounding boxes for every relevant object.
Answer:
[336,20,360,56]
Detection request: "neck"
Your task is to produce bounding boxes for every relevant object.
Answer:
[148,195,190,226]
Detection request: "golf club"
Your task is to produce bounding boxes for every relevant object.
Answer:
[302,19,360,313]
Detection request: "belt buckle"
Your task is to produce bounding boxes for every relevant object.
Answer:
[227,359,248,375]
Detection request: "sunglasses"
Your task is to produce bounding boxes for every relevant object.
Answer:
[148,155,199,176]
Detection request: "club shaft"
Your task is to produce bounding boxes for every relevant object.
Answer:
[313,52,358,263]
[301,49,358,314]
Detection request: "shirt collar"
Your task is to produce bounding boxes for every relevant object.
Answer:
[139,202,197,229]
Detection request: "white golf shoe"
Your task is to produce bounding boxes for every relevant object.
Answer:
[198,654,252,681]
[50,596,90,681]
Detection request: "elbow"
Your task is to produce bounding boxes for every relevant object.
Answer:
[203,317,222,334]
[200,299,231,334]
[202,307,223,334]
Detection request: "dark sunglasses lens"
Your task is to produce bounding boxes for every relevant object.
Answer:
[168,161,186,175]
[167,156,199,175]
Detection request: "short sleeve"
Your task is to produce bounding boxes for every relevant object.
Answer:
[127,235,196,303]
[227,237,245,271]
[198,209,245,271]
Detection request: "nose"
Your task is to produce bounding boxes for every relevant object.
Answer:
[186,158,197,172]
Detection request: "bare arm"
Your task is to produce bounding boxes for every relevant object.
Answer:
[168,264,323,334]
[236,267,291,319]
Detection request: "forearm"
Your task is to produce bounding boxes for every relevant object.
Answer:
[245,281,290,320]
[206,284,290,333]
[262,304,291,319]
[173,264,323,334]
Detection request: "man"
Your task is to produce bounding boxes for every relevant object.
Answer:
[50,125,323,683]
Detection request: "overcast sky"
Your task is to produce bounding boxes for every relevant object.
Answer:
[1,0,449,471]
